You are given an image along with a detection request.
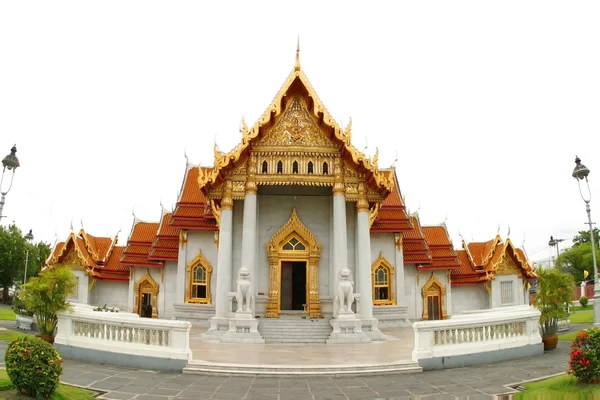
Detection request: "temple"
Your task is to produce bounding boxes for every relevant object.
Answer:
[46,48,537,343]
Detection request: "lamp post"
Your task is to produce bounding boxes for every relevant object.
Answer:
[0,145,20,221]
[24,230,33,285]
[548,236,565,267]
[572,156,600,327]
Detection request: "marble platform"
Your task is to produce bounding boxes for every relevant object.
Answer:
[185,326,420,376]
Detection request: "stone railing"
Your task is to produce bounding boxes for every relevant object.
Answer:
[412,306,542,370]
[54,307,191,371]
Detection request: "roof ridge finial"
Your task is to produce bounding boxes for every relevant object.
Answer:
[294,36,301,71]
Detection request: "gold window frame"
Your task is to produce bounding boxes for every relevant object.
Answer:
[421,273,448,320]
[371,252,396,306]
[185,250,213,304]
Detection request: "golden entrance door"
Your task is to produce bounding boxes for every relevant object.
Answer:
[265,209,322,318]
[280,261,307,311]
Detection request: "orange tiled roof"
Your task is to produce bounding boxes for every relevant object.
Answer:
[92,246,129,282]
[451,236,537,285]
[171,165,217,230]
[420,225,461,270]
[371,171,412,232]
[149,212,180,261]
[402,215,432,265]
[46,229,126,282]
[120,221,162,268]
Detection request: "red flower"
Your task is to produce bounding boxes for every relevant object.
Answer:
[26,349,30,353]
[36,369,40,373]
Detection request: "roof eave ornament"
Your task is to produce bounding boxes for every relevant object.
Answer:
[294,37,301,71]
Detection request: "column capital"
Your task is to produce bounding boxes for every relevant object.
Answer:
[245,156,258,195]
[394,233,403,250]
[221,180,233,210]
[333,157,345,196]
[356,182,369,212]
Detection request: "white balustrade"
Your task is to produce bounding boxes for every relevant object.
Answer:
[55,308,191,362]
[412,306,541,363]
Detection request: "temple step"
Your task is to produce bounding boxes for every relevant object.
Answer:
[258,318,332,344]
[183,359,422,377]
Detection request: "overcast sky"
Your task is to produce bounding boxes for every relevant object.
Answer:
[1,1,598,264]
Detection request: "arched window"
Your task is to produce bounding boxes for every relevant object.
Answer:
[186,251,213,304]
[277,160,283,174]
[323,162,329,175]
[371,253,395,306]
[262,160,268,174]
[282,237,306,251]
[292,160,299,174]
[307,161,314,174]
[192,265,207,299]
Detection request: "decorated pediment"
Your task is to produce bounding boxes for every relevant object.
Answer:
[496,255,522,277]
[198,48,394,198]
[255,96,337,150]
[59,244,86,271]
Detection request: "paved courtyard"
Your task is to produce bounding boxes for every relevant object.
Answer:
[0,334,570,400]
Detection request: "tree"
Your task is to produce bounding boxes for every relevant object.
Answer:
[0,224,27,303]
[556,242,600,283]
[15,241,52,285]
[572,228,600,247]
[0,225,51,304]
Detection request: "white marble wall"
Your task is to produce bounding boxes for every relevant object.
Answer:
[90,279,128,311]
[70,270,89,305]
[161,261,178,318]
[404,268,452,320]
[256,195,333,298]
[182,230,219,304]
[491,274,524,308]
[452,284,489,314]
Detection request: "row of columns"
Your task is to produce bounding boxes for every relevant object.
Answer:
[212,156,375,320]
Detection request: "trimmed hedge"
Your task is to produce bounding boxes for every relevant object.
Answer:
[5,335,63,398]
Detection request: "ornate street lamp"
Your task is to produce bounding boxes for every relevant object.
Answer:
[24,229,33,284]
[572,156,599,327]
[548,236,565,266]
[0,145,20,221]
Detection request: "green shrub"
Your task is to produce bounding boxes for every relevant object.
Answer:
[568,328,600,384]
[580,296,589,308]
[5,335,63,398]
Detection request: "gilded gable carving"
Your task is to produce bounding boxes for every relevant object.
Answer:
[62,247,85,270]
[496,255,522,277]
[257,96,337,149]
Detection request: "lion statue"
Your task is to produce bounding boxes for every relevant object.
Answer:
[236,266,253,313]
[336,267,355,314]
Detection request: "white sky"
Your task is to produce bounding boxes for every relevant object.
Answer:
[1,1,598,264]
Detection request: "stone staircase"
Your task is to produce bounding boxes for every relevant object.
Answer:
[258,316,332,344]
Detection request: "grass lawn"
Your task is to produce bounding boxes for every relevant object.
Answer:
[0,369,97,400]
[559,329,586,341]
[513,373,600,399]
[571,305,593,312]
[0,331,25,343]
[0,309,16,321]
[570,310,593,324]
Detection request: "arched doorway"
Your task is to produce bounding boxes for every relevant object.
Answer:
[134,271,159,318]
[265,209,322,318]
[422,274,447,321]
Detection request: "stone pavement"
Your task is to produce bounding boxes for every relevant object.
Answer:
[0,318,573,400]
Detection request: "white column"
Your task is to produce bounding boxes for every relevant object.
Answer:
[240,157,258,294]
[214,181,234,318]
[394,233,405,306]
[332,159,347,296]
[175,231,187,303]
[356,183,373,319]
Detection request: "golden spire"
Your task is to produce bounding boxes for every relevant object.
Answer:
[294,37,301,71]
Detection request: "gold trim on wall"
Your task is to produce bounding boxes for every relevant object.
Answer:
[421,273,448,320]
[371,252,396,306]
[265,208,322,318]
[185,250,213,304]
